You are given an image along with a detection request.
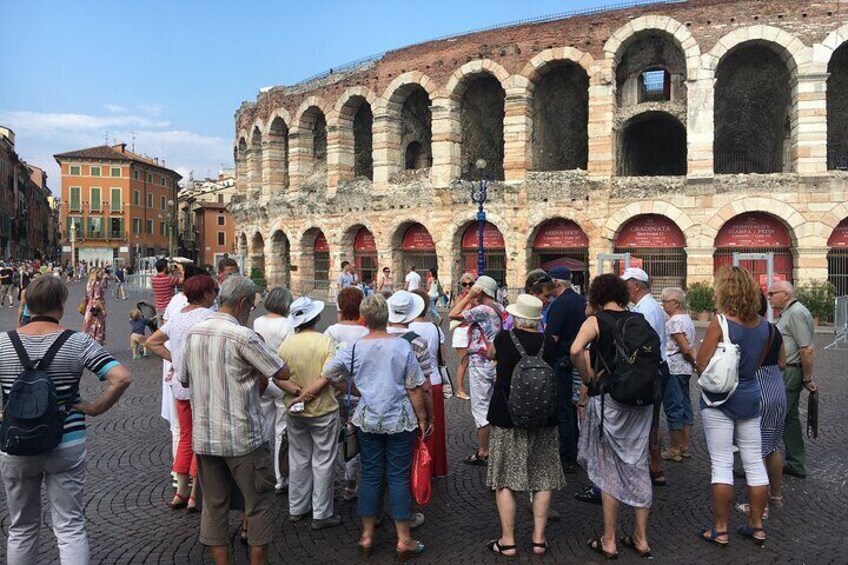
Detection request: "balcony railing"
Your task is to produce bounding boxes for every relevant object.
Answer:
[714,152,782,174]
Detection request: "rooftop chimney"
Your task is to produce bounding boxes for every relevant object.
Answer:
[111,143,127,154]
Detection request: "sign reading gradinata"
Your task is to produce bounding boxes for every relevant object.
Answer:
[616,214,686,248]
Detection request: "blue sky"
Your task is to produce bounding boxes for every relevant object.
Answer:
[1,0,625,189]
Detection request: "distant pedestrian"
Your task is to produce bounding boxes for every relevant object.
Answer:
[336,261,357,291]
[128,308,151,359]
[767,281,817,479]
[151,258,182,321]
[377,267,394,294]
[405,265,421,292]
[450,272,477,400]
[178,275,290,564]
[426,268,443,324]
[82,269,107,345]
[114,264,128,300]
[0,262,14,307]
[659,287,697,461]
[0,275,132,565]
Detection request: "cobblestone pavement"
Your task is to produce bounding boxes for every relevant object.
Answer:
[1,282,847,564]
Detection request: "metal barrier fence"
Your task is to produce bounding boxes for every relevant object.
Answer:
[826,295,848,350]
[126,273,153,294]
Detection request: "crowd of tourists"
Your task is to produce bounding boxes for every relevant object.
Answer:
[0,250,820,563]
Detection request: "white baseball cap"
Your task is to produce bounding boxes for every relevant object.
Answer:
[621,267,649,283]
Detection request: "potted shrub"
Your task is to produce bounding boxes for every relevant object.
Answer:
[687,282,715,321]
[795,280,836,325]
[249,266,267,292]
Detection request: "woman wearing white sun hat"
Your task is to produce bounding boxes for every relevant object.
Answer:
[277,296,342,530]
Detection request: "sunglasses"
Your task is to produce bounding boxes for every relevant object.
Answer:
[461,282,474,287]
[766,291,785,297]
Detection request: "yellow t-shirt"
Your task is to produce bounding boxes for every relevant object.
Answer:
[277,331,338,418]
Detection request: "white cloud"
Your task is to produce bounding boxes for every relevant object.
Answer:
[104,104,125,113]
[137,104,165,117]
[0,109,232,191]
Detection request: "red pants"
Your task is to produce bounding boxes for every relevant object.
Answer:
[426,385,448,477]
[173,399,197,477]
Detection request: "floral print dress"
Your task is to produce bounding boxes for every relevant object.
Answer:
[83,279,107,345]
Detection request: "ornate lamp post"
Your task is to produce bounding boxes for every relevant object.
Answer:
[468,159,489,277]
[69,221,77,267]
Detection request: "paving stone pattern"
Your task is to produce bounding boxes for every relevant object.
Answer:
[1,283,847,564]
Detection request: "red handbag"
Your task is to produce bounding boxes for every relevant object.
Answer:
[410,437,432,506]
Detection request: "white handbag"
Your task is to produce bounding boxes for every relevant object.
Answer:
[698,314,740,407]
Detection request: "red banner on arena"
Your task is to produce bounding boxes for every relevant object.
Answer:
[314,233,329,252]
[402,224,436,251]
[615,215,686,248]
[827,218,848,248]
[715,213,790,248]
[354,228,376,252]
[462,222,505,250]
[533,219,589,249]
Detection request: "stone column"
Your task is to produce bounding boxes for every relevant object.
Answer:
[502,81,531,184]
[587,60,615,179]
[262,138,287,198]
[287,129,311,197]
[587,235,611,278]
[235,157,248,193]
[371,109,401,194]
[326,123,353,197]
[796,246,829,282]
[684,247,715,285]
[793,73,829,176]
[687,76,715,180]
[430,97,461,188]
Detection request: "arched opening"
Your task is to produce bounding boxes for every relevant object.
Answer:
[615,32,686,107]
[249,127,262,192]
[400,86,432,170]
[249,232,266,288]
[614,214,687,291]
[530,218,590,291]
[398,223,438,278]
[713,212,794,289]
[461,221,506,286]
[299,228,330,295]
[714,44,792,174]
[269,230,290,287]
[619,112,686,176]
[268,117,289,189]
[353,103,373,179]
[531,62,589,171]
[353,227,378,286]
[827,43,848,170]
[460,74,505,180]
[300,107,327,176]
[827,219,848,296]
[405,141,430,170]
[236,137,248,191]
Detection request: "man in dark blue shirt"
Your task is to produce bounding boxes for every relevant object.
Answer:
[544,266,586,474]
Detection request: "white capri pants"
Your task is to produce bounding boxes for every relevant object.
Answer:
[701,407,769,487]
[468,362,495,428]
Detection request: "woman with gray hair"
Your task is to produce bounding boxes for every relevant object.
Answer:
[253,286,295,494]
[660,287,697,461]
[322,294,432,560]
[484,294,563,557]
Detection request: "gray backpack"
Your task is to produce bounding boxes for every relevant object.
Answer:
[507,330,556,428]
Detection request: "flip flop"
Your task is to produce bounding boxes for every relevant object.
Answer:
[700,527,729,547]
[736,525,766,546]
[587,537,618,560]
[532,541,549,556]
[463,452,488,466]
[620,533,652,558]
[487,539,517,559]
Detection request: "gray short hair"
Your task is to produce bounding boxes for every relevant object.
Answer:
[661,287,688,310]
[218,275,257,309]
[264,286,293,316]
[26,275,68,314]
[512,316,539,330]
[360,294,388,329]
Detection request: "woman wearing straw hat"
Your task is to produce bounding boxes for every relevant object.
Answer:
[485,294,564,558]
[277,296,342,530]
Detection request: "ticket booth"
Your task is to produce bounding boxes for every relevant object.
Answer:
[614,214,687,291]
[714,212,793,291]
[461,221,507,286]
[531,218,590,290]
[353,227,378,285]
[400,223,438,274]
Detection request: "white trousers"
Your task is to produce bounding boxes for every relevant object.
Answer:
[287,412,340,520]
[701,407,769,486]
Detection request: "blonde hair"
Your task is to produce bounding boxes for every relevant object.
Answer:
[459,271,476,284]
[130,308,142,320]
[714,266,760,322]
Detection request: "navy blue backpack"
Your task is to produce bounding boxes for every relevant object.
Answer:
[0,330,74,455]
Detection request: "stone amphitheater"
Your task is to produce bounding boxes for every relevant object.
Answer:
[229,0,848,296]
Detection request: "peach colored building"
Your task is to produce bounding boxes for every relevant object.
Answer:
[177,172,236,268]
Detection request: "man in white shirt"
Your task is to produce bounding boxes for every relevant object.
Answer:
[404,265,421,291]
[622,267,670,487]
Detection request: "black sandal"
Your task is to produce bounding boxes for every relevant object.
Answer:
[532,541,549,556]
[736,525,766,546]
[620,534,652,558]
[486,539,517,559]
[650,470,667,487]
[587,537,618,560]
[463,452,488,466]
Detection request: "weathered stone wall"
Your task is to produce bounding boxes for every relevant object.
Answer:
[229,0,848,292]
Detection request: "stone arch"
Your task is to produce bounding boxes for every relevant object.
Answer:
[381,72,438,107]
[525,214,594,287]
[704,198,804,248]
[447,211,512,285]
[235,135,249,192]
[604,16,701,80]
[248,231,266,283]
[603,201,696,244]
[445,59,511,100]
[292,97,329,179]
[824,202,848,232]
[295,224,331,291]
[618,111,687,176]
[263,110,291,191]
[387,218,440,280]
[237,232,248,255]
[266,228,291,287]
[521,47,595,85]
[329,87,378,181]
[293,96,331,130]
[823,30,848,170]
[382,74,437,173]
[524,211,595,251]
[705,26,808,75]
[816,23,848,62]
[248,126,263,192]
[262,108,292,137]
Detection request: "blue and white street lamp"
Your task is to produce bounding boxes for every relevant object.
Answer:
[468,159,489,278]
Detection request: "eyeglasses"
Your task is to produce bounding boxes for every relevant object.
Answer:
[766,291,785,297]
[461,282,474,287]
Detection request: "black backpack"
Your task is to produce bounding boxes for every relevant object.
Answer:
[594,311,662,407]
[0,330,75,455]
[506,331,556,428]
